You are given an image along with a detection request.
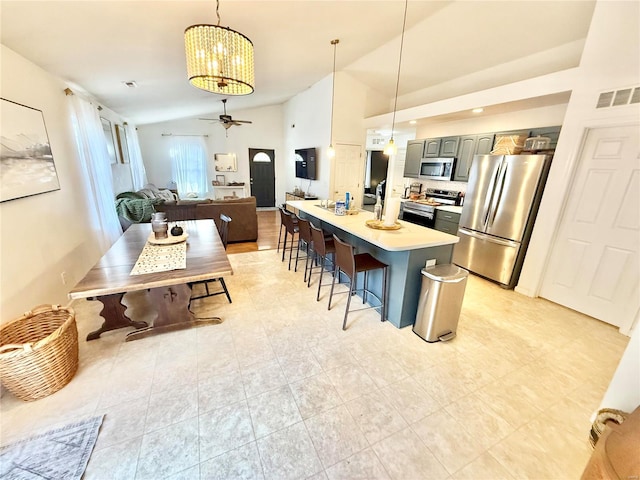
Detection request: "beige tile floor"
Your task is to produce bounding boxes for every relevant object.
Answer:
[0,250,629,479]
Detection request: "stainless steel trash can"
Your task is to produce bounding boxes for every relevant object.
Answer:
[413,264,468,342]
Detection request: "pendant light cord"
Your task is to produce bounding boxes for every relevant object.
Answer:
[390,0,408,139]
[216,0,221,25]
[330,39,339,145]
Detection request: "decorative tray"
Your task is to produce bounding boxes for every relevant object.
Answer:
[365,220,401,230]
[148,232,189,245]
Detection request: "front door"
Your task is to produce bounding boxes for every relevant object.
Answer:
[331,144,364,205]
[249,148,275,207]
[540,124,639,332]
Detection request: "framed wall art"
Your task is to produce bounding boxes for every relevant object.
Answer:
[115,124,130,163]
[100,117,118,164]
[214,153,237,172]
[0,98,60,202]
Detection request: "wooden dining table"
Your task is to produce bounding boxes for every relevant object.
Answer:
[68,219,233,342]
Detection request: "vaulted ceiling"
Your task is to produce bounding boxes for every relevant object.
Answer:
[1,1,596,125]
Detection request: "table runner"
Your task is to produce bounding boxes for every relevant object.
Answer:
[130,241,187,275]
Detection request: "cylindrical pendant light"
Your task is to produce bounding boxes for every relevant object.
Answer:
[384,0,409,156]
[185,0,254,95]
[327,39,339,159]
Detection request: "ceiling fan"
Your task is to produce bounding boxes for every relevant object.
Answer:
[199,99,252,131]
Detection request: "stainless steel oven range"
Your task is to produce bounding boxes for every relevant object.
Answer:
[400,188,461,228]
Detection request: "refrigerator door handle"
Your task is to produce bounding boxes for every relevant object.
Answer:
[458,228,519,248]
[482,160,502,229]
[488,163,508,228]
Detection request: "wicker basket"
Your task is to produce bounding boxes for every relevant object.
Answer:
[0,304,78,401]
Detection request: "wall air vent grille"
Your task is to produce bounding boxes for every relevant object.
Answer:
[596,91,614,108]
[597,85,640,108]
[612,89,632,106]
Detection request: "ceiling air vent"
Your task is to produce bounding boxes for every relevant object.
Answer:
[597,86,640,108]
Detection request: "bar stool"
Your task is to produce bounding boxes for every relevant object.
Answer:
[308,222,336,301]
[277,204,296,253]
[294,216,313,279]
[329,235,388,330]
[280,208,299,268]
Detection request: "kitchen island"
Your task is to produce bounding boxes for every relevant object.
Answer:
[287,200,459,328]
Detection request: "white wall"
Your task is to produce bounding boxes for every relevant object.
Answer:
[0,46,102,321]
[599,321,640,413]
[415,104,568,139]
[518,0,640,297]
[282,76,333,203]
[332,72,369,146]
[280,72,376,204]
[137,104,284,199]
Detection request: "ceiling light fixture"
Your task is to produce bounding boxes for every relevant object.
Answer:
[327,39,339,159]
[472,107,484,113]
[384,0,409,157]
[184,0,254,95]
[409,120,417,125]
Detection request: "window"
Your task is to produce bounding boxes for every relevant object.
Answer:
[170,137,208,197]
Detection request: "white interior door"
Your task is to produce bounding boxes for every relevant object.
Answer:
[540,124,640,332]
[331,144,364,204]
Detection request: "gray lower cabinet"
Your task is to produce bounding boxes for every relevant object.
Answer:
[434,209,461,235]
[404,140,424,178]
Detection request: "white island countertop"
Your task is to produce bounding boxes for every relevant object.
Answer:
[288,200,458,252]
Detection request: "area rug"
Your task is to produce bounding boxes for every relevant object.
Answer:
[0,415,104,480]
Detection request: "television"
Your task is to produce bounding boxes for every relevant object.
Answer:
[294,148,317,180]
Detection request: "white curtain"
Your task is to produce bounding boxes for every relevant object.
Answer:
[170,136,208,197]
[68,94,122,250]
[125,123,147,190]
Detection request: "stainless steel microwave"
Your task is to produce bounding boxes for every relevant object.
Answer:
[419,157,455,181]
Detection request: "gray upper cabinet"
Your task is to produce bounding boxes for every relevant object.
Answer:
[423,138,441,157]
[453,133,496,182]
[404,140,424,178]
[453,136,476,182]
[528,126,561,149]
[406,126,558,181]
[475,133,495,155]
[440,137,460,157]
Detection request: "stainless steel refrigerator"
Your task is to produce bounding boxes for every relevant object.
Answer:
[452,154,552,288]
